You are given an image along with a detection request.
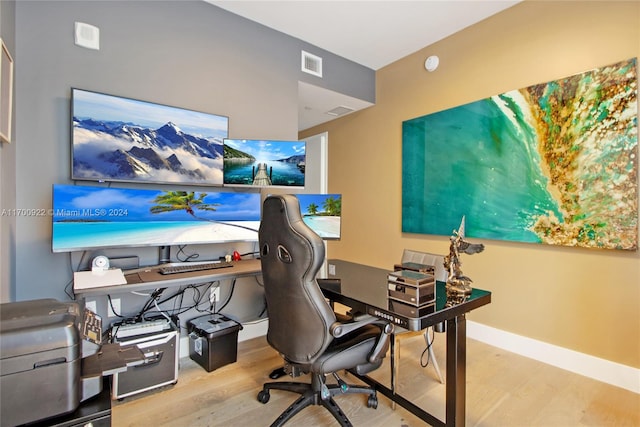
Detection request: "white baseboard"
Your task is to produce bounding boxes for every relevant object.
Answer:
[467,321,640,394]
[238,318,270,342]
[179,318,268,358]
[176,317,638,394]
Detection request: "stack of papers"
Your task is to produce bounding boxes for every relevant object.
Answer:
[74,269,127,290]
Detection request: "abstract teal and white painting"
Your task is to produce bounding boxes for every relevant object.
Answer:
[402,58,638,250]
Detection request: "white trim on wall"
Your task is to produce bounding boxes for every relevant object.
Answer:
[180,318,640,395]
[467,321,640,394]
[180,319,639,395]
[301,132,328,194]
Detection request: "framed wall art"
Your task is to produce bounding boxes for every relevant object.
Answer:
[1,38,13,143]
[402,58,638,251]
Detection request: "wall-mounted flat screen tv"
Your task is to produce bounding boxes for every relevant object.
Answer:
[51,184,260,252]
[71,88,229,186]
[223,139,306,188]
[294,194,342,240]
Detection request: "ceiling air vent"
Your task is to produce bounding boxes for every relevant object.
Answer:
[301,51,323,78]
[326,106,355,117]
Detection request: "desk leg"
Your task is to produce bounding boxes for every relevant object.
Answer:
[445,314,466,427]
[390,333,397,409]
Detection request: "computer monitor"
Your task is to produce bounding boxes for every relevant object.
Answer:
[294,194,342,240]
[71,88,228,186]
[223,139,306,188]
[51,184,261,252]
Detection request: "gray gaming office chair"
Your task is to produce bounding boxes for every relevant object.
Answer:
[257,194,392,427]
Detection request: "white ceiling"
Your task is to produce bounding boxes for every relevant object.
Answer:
[206,0,522,130]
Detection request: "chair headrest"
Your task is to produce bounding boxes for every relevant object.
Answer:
[258,194,333,363]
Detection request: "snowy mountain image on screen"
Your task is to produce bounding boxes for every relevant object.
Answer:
[72,118,224,185]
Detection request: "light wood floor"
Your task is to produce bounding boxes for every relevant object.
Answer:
[112,333,639,426]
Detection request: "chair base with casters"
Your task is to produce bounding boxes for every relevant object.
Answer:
[257,370,378,427]
[268,366,287,379]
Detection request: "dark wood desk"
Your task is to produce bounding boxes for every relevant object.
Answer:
[320,259,492,427]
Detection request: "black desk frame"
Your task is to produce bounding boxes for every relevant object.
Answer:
[320,260,491,427]
[73,258,489,426]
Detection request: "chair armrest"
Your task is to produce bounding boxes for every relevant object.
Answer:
[330,316,394,363]
[367,319,393,363]
[330,315,377,338]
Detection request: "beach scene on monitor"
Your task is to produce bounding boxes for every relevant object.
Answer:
[52,185,261,252]
[223,139,306,187]
[72,89,229,185]
[296,194,342,240]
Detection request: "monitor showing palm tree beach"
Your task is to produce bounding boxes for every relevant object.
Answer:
[51,184,261,252]
[294,194,342,240]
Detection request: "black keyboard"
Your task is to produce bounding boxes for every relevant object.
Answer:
[159,261,233,275]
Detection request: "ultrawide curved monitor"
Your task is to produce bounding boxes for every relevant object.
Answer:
[52,184,261,252]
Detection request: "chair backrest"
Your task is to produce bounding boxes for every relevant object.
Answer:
[259,194,336,364]
[401,249,448,282]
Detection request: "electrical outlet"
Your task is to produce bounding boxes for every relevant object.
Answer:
[328,264,336,276]
[108,298,121,318]
[85,300,97,313]
[210,287,220,304]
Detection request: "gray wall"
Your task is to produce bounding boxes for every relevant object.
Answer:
[11,0,374,322]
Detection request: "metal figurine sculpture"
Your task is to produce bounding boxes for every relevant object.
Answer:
[444,216,485,296]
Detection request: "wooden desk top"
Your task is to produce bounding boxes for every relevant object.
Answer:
[74,258,262,296]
